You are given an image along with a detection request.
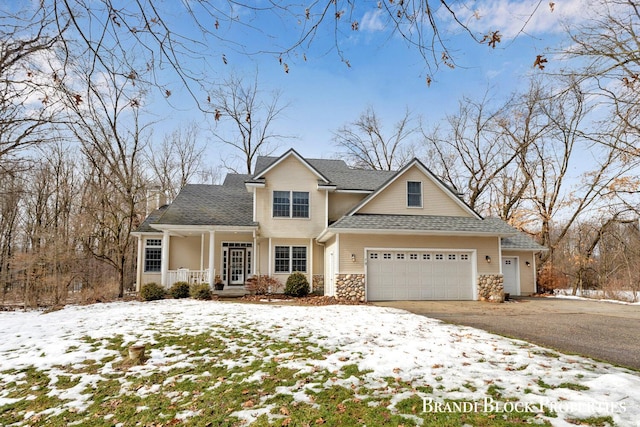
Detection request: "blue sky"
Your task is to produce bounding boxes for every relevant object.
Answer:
[146,0,589,167]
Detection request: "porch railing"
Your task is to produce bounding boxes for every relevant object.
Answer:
[166,269,210,288]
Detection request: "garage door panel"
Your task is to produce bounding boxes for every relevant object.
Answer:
[367,250,474,301]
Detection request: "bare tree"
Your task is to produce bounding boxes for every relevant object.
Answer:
[333,107,417,170]
[0,7,62,175]
[560,0,640,156]
[422,91,528,214]
[145,124,213,200]
[208,73,289,174]
[56,58,148,298]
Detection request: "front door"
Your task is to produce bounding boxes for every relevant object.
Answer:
[502,257,519,296]
[229,248,246,285]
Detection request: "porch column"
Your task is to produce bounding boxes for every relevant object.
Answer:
[252,230,258,277]
[309,238,314,292]
[200,233,205,271]
[208,230,215,286]
[135,236,143,292]
[161,230,170,287]
[268,237,272,276]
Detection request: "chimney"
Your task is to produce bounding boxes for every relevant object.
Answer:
[146,185,166,216]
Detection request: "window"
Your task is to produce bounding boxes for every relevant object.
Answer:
[292,192,309,218]
[407,181,422,207]
[273,191,309,218]
[144,239,162,272]
[274,246,307,273]
[273,191,290,217]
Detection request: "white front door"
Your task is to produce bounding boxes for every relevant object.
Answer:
[502,257,519,296]
[229,248,246,285]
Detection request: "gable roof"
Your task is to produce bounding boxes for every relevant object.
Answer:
[254,154,395,192]
[251,148,331,184]
[345,158,482,219]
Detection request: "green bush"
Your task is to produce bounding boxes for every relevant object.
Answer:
[284,272,310,297]
[190,283,212,300]
[140,282,166,301]
[169,281,190,299]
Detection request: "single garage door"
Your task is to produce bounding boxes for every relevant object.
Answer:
[367,250,474,301]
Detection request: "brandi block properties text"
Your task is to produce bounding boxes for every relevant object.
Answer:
[422,397,626,415]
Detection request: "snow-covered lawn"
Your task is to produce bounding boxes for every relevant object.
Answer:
[1,299,638,426]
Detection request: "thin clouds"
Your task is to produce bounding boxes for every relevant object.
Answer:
[360,9,385,32]
[449,0,589,39]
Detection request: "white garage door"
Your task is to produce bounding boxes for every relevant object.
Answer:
[367,250,474,301]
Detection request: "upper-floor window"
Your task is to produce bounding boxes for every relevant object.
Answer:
[273,191,309,218]
[407,181,422,208]
[144,239,162,272]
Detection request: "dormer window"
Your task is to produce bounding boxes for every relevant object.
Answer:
[273,191,309,218]
[407,181,422,207]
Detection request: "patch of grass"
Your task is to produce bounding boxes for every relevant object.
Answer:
[557,382,589,391]
[533,350,560,358]
[537,378,589,391]
[566,415,615,426]
[486,384,504,400]
[463,382,477,392]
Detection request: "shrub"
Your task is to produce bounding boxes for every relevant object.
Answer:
[246,275,283,295]
[169,281,190,299]
[190,283,212,300]
[140,282,166,301]
[284,272,310,297]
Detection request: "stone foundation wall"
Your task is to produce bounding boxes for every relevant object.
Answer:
[477,274,504,302]
[312,275,325,295]
[335,274,365,302]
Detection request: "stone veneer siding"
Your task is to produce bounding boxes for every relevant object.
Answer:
[477,274,505,302]
[312,274,325,295]
[335,274,365,302]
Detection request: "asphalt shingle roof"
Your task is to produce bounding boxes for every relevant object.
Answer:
[152,183,255,227]
[135,204,169,232]
[501,232,547,251]
[254,156,395,191]
[329,214,517,234]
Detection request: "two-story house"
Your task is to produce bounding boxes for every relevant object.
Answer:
[132,149,545,301]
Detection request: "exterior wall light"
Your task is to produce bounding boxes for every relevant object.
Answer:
[351,254,356,262]
[526,261,531,267]
[485,255,491,263]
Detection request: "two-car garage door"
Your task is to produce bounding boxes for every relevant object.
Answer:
[366,250,474,301]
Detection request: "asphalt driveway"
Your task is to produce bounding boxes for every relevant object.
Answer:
[374,297,640,371]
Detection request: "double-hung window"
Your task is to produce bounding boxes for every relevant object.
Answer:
[274,246,307,273]
[407,181,422,208]
[273,191,309,218]
[144,239,162,272]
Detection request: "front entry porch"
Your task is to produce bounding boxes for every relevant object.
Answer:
[135,225,259,292]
